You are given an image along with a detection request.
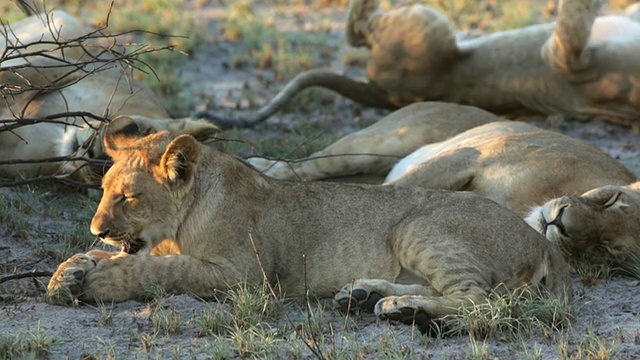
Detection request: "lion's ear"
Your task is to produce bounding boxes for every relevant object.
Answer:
[104,115,143,158]
[160,135,200,187]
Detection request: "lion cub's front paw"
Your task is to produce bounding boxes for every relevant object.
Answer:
[333,281,384,313]
[47,254,98,305]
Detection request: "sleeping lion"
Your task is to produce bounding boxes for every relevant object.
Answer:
[248,102,640,269]
[0,10,218,182]
[200,0,640,129]
[46,116,571,333]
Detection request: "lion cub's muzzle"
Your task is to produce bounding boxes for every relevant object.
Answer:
[90,226,145,255]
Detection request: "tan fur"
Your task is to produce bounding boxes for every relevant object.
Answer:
[0,11,219,181]
[207,0,640,128]
[251,102,639,268]
[47,116,570,330]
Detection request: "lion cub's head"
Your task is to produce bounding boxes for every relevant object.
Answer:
[526,181,640,269]
[90,116,201,255]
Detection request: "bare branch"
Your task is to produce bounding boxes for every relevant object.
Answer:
[0,5,185,188]
[0,271,54,284]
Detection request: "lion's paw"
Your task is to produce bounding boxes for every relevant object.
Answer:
[375,296,425,322]
[374,296,449,336]
[47,253,98,305]
[333,281,384,313]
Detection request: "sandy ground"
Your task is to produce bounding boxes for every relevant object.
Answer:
[2,1,640,358]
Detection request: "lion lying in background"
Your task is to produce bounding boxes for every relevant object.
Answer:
[0,11,218,182]
[201,0,640,129]
[46,116,571,333]
[249,102,640,269]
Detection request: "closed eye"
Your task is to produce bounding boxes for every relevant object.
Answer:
[603,192,620,208]
[117,193,137,203]
[124,192,142,200]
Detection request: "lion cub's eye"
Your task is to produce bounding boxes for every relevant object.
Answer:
[118,193,138,202]
[603,192,620,208]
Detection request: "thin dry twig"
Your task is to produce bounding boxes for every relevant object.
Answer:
[247,232,324,360]
[0,271,54,284]
[302,253,325,359]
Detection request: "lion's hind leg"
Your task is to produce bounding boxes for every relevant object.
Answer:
[541,0,599,73]
[332,278,486,335]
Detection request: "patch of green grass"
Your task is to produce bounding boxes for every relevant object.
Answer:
[150,306,183,336]
[94,336,118,359]
[0,195,30,239]
[230,324,283,358]
[226,282,283,331]
[0,323,55,359]
[450,286,576,341]
[558,329,618,360]
[94,301,114,326]
[196,304,235,337]
[215,120,342,159]
[197,282,293,358]
[572,257,615,286]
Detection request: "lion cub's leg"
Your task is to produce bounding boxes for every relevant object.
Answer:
[47,253,245,304]
[541,0,599,73]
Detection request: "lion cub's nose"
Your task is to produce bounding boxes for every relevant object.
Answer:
[90,214,111,239]
[95,230,110,239]
[90,222,110,239]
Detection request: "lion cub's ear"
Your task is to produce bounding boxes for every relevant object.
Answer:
[160,135,201,187]
[104,115,143,158]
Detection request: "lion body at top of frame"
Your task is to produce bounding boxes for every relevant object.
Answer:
[249,102,640,269]
[0,10,218,181]
[205,0,640,128]
[46,116,570,330]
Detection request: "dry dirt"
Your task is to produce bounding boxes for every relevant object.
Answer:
[2,1,640,359]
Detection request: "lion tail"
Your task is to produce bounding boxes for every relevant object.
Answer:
[345,0,380,47]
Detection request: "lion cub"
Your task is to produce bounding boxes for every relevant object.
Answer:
[47,116,571,330]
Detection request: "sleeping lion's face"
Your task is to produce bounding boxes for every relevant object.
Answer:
[526,182,640,268]
[90,129,196,256]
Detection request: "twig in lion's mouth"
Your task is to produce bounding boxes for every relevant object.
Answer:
[0,271,54,284]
